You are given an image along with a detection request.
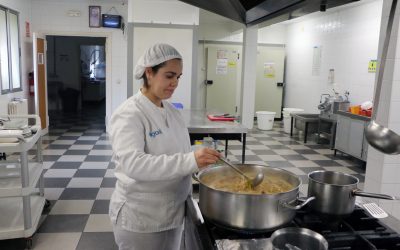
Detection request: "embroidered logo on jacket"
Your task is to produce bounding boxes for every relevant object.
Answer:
[149,129,162,138]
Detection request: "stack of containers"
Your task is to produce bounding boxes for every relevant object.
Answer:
[282,108,304,134]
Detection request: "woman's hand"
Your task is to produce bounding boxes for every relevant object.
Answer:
[194,147,221,169]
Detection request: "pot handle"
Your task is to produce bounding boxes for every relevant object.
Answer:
[353,189,397,200]
[192,172,200,182]
[281,196,315,210]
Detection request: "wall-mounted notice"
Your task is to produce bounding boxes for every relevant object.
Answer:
[217,49,227,59]
[216,58,228,75]
[312,46,322,76]
[264,62,275,78]
[368,60,377,73]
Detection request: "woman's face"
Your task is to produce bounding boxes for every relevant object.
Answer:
[145,59,183,102]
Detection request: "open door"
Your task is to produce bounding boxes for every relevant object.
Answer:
[33,33,48,133]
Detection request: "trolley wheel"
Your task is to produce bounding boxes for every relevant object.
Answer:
[25,237,33,249]
[44,199,51,209]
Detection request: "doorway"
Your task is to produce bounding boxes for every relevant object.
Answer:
[46,36,106,124]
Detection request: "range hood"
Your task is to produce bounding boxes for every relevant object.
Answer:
[178,0,359,26]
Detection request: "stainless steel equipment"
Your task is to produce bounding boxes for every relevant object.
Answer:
[178,0,357,26]
[270,227,328,250]
[307,170,397,216]
[318,91,350,120]
[194,164,314,230]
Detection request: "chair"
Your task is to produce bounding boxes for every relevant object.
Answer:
[171,102,184,109]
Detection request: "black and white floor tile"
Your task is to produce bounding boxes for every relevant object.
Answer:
[0,111,365,250]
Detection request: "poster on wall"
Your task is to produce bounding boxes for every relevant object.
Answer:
[368,60,377,73]
[264,62,275,78]
[216,58,228,75]
[312,46,322,76]
[217,49,227,59]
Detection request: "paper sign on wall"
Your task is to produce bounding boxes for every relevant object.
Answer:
[217,49,227,59]
[368,60,377,73]
[216,58,228,75]
[228,61,236,67]
[312,46,322,76]
[264,62,275,78]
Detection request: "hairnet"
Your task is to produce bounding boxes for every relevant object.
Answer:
[134,43,182,80]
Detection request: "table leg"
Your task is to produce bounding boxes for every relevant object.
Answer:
[331,122,337,149]
[290,117,294,137]
[242,134,246,164]
[304,122,308,144]
[225,139,228,158]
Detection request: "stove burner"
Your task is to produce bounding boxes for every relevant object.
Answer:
[186,202,400,250]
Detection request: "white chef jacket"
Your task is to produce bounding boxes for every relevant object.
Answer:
[109,90,198,233]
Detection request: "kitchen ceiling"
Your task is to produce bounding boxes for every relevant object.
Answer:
[179,0,360,26]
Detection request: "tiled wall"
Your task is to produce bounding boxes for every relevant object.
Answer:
[365,0,400,220]
[284,0,383,113]
[31,0,128,125]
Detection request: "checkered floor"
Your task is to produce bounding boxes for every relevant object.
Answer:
[0,110,366,250]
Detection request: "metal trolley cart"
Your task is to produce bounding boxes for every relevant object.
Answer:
[0,115,48,248]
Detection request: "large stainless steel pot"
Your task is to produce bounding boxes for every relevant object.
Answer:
[194,164,314,230]
[308,170,397,216]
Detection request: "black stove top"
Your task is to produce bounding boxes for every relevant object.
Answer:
[185,200,400,250]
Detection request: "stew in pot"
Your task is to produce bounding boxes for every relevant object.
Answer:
[201,172,293,195]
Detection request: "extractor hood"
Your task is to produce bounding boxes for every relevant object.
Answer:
[178,0,359,26]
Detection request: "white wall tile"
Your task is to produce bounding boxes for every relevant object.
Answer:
[284,0,384,110]
[381,165,400,183]
[365,158,384,183]
[364,177,381,193]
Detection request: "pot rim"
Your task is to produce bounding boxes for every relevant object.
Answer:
[196,164,301,196]
[308,170,359,187]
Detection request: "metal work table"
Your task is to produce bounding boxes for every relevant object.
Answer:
[181,110,248,163]
[290,113,320,143]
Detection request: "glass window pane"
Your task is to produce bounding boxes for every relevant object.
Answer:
[0,8,10,92]
[9,11,21,90]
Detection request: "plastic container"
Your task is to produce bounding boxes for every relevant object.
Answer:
[256,111,276,130]
[283,108,304,133]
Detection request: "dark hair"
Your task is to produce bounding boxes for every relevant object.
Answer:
[142,62,166,88]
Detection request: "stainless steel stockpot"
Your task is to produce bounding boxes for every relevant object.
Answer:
[194,164,314,230]
[308,170,396,216]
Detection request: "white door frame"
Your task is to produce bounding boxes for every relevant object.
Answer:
[38,31,112,127]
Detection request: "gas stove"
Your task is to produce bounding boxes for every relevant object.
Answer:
[184,198,400,250]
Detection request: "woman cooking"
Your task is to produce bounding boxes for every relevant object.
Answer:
[109,43,220,250]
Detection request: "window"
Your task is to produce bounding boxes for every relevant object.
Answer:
[0,6,21,94]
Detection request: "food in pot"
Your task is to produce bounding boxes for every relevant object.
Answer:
[201,172,294,194]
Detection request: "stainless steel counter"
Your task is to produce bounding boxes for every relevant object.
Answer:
[181,109,248,163]
[336,110,371,121]
[181,110,247,134]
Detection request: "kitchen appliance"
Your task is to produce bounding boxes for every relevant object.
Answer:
[184,197,400,250]
[318,91,350,120]
[194,164,314,230]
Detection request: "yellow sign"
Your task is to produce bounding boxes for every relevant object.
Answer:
[368,60,377,73]
[228,61,236,67]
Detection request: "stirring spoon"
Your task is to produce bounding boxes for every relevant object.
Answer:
[219,157,264,188]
